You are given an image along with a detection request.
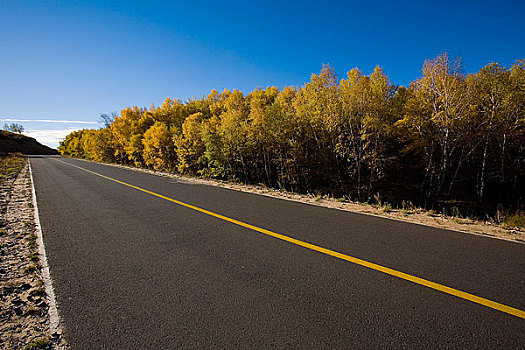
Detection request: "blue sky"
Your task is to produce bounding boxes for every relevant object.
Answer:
[1,0,524,148]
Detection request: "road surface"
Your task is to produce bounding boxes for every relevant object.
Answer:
[30,156,524,349]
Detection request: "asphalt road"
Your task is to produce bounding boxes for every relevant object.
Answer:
[30,156,524,349]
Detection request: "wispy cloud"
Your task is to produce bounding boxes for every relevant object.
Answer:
[1,118,98,124]
[24,128,81,149]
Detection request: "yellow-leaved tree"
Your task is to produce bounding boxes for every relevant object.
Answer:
[142,121,176,171]
[174,112,206,174]
[111,106,154,166]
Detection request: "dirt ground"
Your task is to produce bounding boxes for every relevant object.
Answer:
[79,159,524,244]
[0,161,65,349]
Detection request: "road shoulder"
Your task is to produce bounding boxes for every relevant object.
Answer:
[0,158,66,349]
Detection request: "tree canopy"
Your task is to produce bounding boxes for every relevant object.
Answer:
[59,54,525,217]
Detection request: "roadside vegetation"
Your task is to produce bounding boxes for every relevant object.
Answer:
[0,153,26,185]
[58,53,525,226]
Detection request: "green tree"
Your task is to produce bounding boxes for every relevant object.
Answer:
[3,123,24,133]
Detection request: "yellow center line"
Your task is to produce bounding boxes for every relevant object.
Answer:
[57,159,525,319]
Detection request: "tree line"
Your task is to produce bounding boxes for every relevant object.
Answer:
[59,54,525,218]
[3,123,24,134]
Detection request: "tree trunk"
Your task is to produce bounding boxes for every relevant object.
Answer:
[478,133,489,203]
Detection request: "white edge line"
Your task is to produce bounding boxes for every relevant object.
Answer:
[29,159,61,334]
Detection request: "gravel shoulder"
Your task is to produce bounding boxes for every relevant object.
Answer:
[75,157,524,244]
[0,158,66,349]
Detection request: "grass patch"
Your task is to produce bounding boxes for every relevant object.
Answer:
[24,263,40,274]
[0,154,26,185]
[426,209,438,217]
[27,240,38,249]
[29,287,46,297]
[373,193,392,213]
[26,233,38,249]
[381,203,392,213]
[24,338,52,350]
[373,193,382,209]
[28,253,39,262]
[503,211,525,228]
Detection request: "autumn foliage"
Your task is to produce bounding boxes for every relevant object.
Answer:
[59,54,525,216]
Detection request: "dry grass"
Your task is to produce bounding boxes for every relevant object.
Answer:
[0,153,26,184]
[504,211,525,229]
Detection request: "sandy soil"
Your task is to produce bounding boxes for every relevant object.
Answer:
[77,158,524,244]
[0,161,65,349]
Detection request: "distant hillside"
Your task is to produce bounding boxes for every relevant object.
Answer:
[0,130,59,155]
